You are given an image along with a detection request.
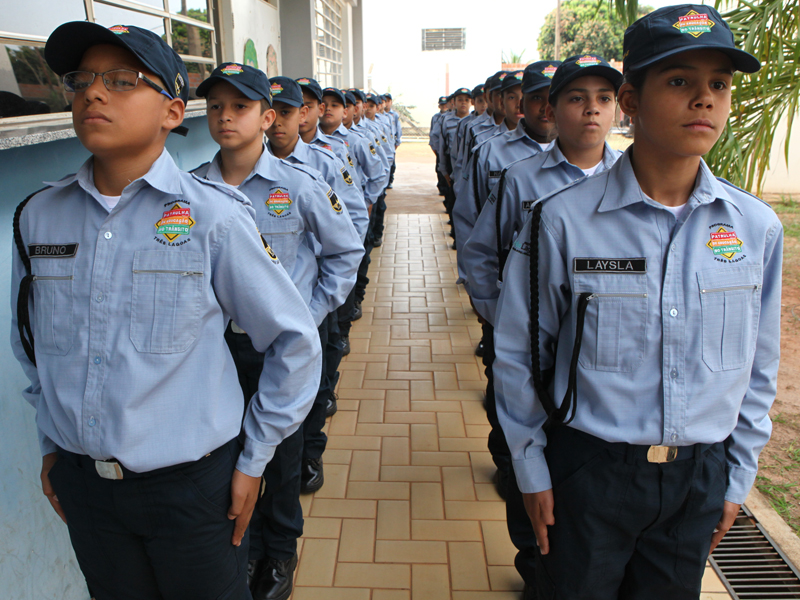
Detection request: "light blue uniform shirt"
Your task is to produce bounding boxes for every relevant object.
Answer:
[429,111,446,151]
[311,127,361,190]
[194,147,363,326]
[354,119,391,182]
[437,112,465,176]
[458,111,496,173]
[10,149,322,478]
[454,119,551,275]
[365,116,395,163]
[389,109,402,145]
[267,137,369,242]
[331,123,386,206]
[493,149,783,505]
[462,141,620,323]
[453,119,510,200]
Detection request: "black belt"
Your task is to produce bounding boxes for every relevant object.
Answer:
[56,438,236,481]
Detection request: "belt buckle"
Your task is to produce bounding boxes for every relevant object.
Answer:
[647,446,678,464]
[95,460,124,480]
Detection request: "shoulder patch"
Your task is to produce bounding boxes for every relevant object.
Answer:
[369,143,377,155]
[327,188,343,213]
[260,234,280,263]
[341,167,354,185]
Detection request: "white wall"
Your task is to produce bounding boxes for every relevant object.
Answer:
[762,114,800,196]
[218,0,282,73]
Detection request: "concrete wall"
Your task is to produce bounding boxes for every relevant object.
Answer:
[0,116,218,600]
[279,0,315,79]
[218,0,282,71]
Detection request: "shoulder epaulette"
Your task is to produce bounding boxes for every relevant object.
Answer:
[309,144,337,160]
[189,172,249,204]
[279,160,324,182]
[715,177,771,207]
[189,161,210,175]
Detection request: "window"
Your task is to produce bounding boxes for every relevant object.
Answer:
[0,0,217,122]
[314,0,343,89]
[421,28,466,52]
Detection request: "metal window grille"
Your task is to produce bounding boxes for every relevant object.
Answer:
[421,28,466,52]
[314,0,343,89]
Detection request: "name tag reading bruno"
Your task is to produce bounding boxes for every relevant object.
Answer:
[28,243,79,258]
[573,258,646,274]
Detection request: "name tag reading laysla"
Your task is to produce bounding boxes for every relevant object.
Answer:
[573,258,647,274]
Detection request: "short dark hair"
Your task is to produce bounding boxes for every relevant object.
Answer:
[260,98,271,113]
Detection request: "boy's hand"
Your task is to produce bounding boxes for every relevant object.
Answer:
[229,469,261,546]
[710,501,740,554]
[523,490,555,554]
[41,453,67,524]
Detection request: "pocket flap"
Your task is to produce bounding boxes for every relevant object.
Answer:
[573,273,648,295]
[258,217,302,235]
[133,251,204,273]
[697,265,762,291]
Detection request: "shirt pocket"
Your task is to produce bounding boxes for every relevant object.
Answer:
[573,274,649,372]
[130,251,204,354]
[32,258,75,355]
[697,266,762,371]
[258,217,302,270]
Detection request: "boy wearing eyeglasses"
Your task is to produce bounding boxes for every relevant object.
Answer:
[9,22,322,600]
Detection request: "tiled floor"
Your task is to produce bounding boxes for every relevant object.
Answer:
[291,146,733,600]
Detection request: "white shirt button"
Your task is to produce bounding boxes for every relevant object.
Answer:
[670,308,678,317]
[104,232,113,240]
[670,433,678,442]
[670,368,678,379]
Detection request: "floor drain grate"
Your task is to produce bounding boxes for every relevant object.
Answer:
[710,505,800,599]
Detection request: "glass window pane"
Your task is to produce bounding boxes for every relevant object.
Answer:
[3,0,86,38]
[175,0,209,21]
[172,21,213,58]
[184,61,212,99]
[125,0,166,8]
[1,44,72,116]
[92,5,167,39]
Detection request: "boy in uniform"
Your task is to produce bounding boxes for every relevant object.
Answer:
[10,23,322,600]
[192,63,363,600]
[437,87,473,241]
[494,7,778,598]
[384,93,402,189]
[430,95,450,196]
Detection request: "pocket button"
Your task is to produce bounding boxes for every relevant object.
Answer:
[669,307,678,317]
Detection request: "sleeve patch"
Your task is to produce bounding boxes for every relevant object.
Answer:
[327,188,343,213]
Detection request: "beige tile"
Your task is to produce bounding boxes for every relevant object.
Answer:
[450,542,491,591]
[295,538,338,586]
[338,518,375,562]
[412,451,471,467]
[480,522,517,566]
[385,389,411,412]
[389,353,410,371]
[326,435,382,451]
[438,412,467,438]
[434,371,460,391]
[324,449,353,465]
[339,369,365,390]
[411,423,439,452]
[431,339,452,354]
[455,362,483,381]
[365,361,389,381]
[440,438,492,452]
[470,452,496,484]
[300,492,313,516]
[310,499,377,519]
[382,436,410,466]
[328,410,358,436]
[334,399,361,412]
[436,390,484,401]
[466,425,492,438]
[412,401,463,412]
[336,387,386,399]
[349,450,381,481]
[452,593,520,600]
[701,566,727,593]
[382,466,441,482]
[363,379,411,391]
[445,501,506,521]
[410,345,432,363]
[314,463,350,499]
[375,540,448,564]
[303,517,342,539]
[487,566,524,591]
[411,482,444,520]
[292,588,370,600]
[388,371,435,380]
[347,481,410,500]
[412,564,450,600]
[376,500,411,540]
[358,399,385,423]
[373,591,411,600]
[386,411,437,424]
[475,483,503,502]
[410,380,436,400]
[356,423,410,437]
[411,519,482,541]
[442,467,477,501]
[334,563,411,589]
[461,401,489,425]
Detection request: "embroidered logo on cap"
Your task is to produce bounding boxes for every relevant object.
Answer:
[576,55,601,67]
[674,10,715,37]
[707,227,742,259]
[297,78,311,85]
[109,25,129,34]
[221,64,243,76]
[514,72,524,80]
[155,203,194,241]
[270,83,284,95]
[498,73,508,80]
[542,65,558,78]
[267,189,292,215]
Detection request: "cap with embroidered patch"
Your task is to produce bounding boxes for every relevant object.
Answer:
[365,92,380,105]
[269,76,304,107]
[500,70,525,93]
[322,87,346,105]
[548,54,623,102]
[384,93,392,100]
[471,84,485,98]
[344,90,358,106]
[296,77,324,102]
[522,60,561,94]
[449,87,472,100]
[438,96,448,105]
[486,71,511,92]
[623,4,759,73]
[348,88,367,103]
[196,63,271,104]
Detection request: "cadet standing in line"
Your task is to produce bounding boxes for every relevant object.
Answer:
[430,95,450,197]
[266,76,366,495]
[363,93,394,248]
[192,64,363,600]
[494,7,779,598]
[384,92,402,188]
[436,87,473,243]
[451,83,488,199]
[460,72,508,177]
[11,23,322,600]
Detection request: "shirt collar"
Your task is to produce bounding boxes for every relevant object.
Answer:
[508,119,545,151]
[598,146,743,215]
[269,135,310,163]
[208,144,281,186]
[542,140,616,172]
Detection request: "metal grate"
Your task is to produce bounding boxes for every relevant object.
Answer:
[710,505,800,599]
[421,28,466,52]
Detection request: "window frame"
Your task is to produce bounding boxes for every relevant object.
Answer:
[313,0,343,89]
[421,28,466,52]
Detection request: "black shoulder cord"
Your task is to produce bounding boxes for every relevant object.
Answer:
[528,201,592,429]
[495,169,509,281]
[14,190,46,366]
[471,146,482,214]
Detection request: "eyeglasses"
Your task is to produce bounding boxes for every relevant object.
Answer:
[62,69,174,99]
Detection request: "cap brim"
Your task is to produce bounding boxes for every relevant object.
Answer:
[627,45,761,74]
[322,92,346,104]
[272,97,303,108]
[555,65,624,95]
[196,76,265,101]
[521,81,552,94]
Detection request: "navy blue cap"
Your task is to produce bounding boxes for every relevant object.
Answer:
[471,84,485,97]
[486,71,511,92]
[500,70,525,93]
[269,76,304,108]
[365,92,380,104]
[522,61,561,94]
[548,54,623,102]
[384,93,393,100]
[196,63,271,105]
[348,88,367,103]
[45,22,189,104]
[322,87,346,105]
[624,5,759,74]
[296,77,323,102]
[449,87,472,100]
[438,96,448,105]
[344,90,357,106]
